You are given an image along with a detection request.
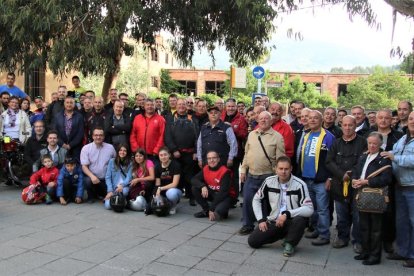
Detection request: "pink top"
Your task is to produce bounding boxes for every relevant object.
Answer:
[136,159,154,178]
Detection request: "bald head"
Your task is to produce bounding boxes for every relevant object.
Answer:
[308,110,323,131]
[93,96,104,112]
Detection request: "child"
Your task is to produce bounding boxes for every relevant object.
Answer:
[29,154,59,204]
[56,157,84,205]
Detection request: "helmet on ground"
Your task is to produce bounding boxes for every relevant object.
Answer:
[110,192,126,212]
[129,195,147,211]
[151,195,170,217]
[21,184,46,204]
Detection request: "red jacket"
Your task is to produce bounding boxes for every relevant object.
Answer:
[221,112,248,158]
[272,120,295,158]
[30,166,59,187]
[130,113,165,155]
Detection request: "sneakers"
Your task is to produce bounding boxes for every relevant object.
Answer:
[169,207,176,215]
[238,225,254,236]
[194,210,209,218]
[311,237,330,246]
[332,239,348,248]
[305,230,318,239]
[403,259,414,268]
[283,242,295,257]
[353,243,363,254]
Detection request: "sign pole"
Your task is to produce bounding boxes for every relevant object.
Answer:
[257,79,261,94]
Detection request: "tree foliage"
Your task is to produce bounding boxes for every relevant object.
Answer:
[160,69,185,94]
[399,53,414,74]
[338,70,414,109]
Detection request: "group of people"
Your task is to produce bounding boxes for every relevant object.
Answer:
[0,73,413,268]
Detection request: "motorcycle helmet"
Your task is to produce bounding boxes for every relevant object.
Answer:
[129,195,147,211]
[151,195,171,217]
[110,192,127,212]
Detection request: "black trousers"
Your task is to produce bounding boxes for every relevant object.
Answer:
[382,184,396,244]
[359,212,383,260]
[84,176,107,199]
[61,179,79,202]
[176,152,198,199]
[229,157,241,200]
[248,216,308,248]
[192,186,232,218]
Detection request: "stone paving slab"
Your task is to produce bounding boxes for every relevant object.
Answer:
[0,184,413,275]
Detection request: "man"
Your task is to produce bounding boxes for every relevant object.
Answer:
[215,98,225,112]
[186,96,195,115]
[322,107,343,139]
[130,99,165,162]
[51,92,58,102]
[367,111,377,127]
[104,88,118,112]
[165,98,199,206]
[293,108,311,175]
[80,97,93,116]
[261,95,270,109]
[298,110,335,246]
[192,150,236,220]
[248,156,313,256]
[197,105,238,168]
[282,100,297,124]
[45,85,67,128]
[0,91,10,113]
[370,109,403,253]
[52,96,84,160]
[133,92,146,117]
[24,120,47,172]
[253,96,262,107]
[37,130,68,171]
[104,100,132,147]
[71,75,87,101]
[221,98,248,200]
[118,92,134,118]
[337,109,347,127]
[81,127,116,202]
[251,105,266,130]
[193,99,208,128]
[30,96,45,125]
[290,101,305,132]
[326,115,366,251]
[0,72,29,100]
[84,90,95,100]
[237,101,246,115]
[268,102,295,158]
[351,105,370,136]
[391,109,399,129]
[154,97,164,115]
[239,111,285,235]
[162,93,178,119]
[394,101,412,133]
[85,96,106,143]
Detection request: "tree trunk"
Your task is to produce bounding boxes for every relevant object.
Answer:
[384,0,414,17]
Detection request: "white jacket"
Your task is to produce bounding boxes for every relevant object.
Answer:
[0,109,32,144]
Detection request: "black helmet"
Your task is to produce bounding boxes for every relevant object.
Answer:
[110,192,126,212]
[151,195,170,217]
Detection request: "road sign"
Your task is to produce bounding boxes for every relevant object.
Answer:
[252,66,265,79]
[230,67,247,89]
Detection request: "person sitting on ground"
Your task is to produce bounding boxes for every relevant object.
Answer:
[248,156,314,257]
[36,130,67,171]
[104,143,132,210]
[192,150,236,221]
[29,154,59,204]
[56,157,84,205]
[154,147,182,215]
[128,148,155,207]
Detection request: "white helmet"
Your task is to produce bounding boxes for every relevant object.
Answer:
[129,196,147,211]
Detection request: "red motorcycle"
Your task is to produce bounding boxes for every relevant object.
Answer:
[0,136,31,186]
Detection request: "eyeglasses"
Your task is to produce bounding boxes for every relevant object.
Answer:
[207,157,219,160]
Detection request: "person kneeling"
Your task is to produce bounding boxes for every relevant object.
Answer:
[248,156,314,257]
[192,150,236,221]
[57,157,84,205]
[29,154,59,204]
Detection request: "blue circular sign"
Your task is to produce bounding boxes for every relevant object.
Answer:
[252,66,265,79]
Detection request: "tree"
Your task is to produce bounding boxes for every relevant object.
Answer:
[399,53,414,75]
[338,70,414,109]
[160,70,185,94]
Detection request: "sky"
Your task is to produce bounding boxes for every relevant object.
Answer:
[191,1,413,72]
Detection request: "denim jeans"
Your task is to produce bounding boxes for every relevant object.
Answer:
[165,188,182,207]
[104,187,130,210]
[305,179,330,240]
[242,174,272,228]
[335,199,361,244]
[395,187,414,259]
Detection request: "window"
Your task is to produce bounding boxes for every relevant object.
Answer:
[178,80,197,95]
[24,67,45,99]
[151,48,158,62]
[338,84,348,97]
[151,76,159,88]
[165,53,169,64]
[205,81,225,97]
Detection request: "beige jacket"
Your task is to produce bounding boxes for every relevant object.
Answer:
[241,127,285,176]
[0,109,32,144]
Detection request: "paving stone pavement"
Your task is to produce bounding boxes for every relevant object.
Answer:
[0,184,412,276]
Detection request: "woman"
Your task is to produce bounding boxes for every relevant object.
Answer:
[352,132,392,265]
[154,147,182,215]
[129,148,155,206]
[0,96,31,143]
[21,98,33,120]
[104,144,132,210]
[382,110,414,268]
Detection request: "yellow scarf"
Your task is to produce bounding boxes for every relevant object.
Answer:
[300,128,326,173]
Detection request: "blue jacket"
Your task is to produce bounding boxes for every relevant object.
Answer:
[56,165,84,198]
[105,158,132,193]
[392,135,414,187]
